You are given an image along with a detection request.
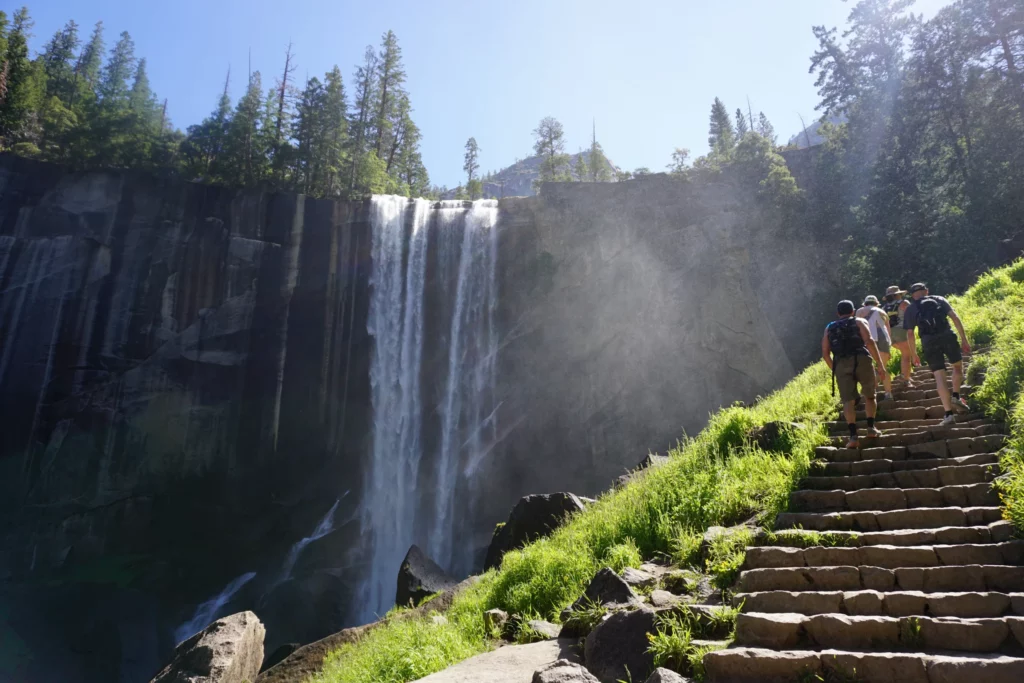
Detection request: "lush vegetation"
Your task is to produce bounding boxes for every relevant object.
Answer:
[312,362,835,683]
[949,258,1024,532]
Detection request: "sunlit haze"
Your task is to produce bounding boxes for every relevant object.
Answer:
[29,0,949,188]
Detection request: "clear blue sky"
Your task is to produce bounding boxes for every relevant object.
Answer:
[23,0,949,188]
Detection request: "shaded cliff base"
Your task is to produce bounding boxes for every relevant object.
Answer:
[267,260,1024,683]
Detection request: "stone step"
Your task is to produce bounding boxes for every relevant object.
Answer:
[733,612,1024,653]
[826,414,989,434]
[733,590,1024,618]
[775,506,1003,532]
[827,423,1006,444]
[762,521,1016,548]
[703,647,1024,683]
[743,542,1024,570]
[815,435,1006,462]
[815,452,999,477]
[789,483,1000,513]
[799,464,998,490]
[737,564,1024,594]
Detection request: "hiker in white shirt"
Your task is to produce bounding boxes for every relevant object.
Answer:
[856,295,893,400]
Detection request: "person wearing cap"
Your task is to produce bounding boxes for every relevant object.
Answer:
[903,282,972,426]
[856,294,894,400]
[822,300,885,448]
[882,285,919,385]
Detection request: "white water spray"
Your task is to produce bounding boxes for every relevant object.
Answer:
[276,497,342,586]
[430,200,500,573]
[361,196,431,620]
[174,572,257,644]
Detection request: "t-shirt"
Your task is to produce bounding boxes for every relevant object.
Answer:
[903,295,953,339]
[856,306,890,343]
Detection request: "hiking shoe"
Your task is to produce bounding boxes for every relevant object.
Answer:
[940,414,956,426]
[845,439,860,450]
[864,427,883,439]
[954,397,970,413]
[883,392,893,401]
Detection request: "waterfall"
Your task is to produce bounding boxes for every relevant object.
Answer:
[275,497,342,586]
[430,200,500,574]
[362,196,431,621]
[360,196,499,621]
[173,572,257,644]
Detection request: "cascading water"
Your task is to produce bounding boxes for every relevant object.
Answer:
[430,200,500,574]
[174,572,257,644]
[275,497,342,586]
[359,196,499,622]
[362,196,431,620]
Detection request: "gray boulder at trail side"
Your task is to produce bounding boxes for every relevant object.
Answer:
[533,659,601,683]
[151,611,265,683]
[645,667,692,683]
[485,493,587,570]
[584,607,657,683]
[415,639,581,683]
[395,545,457,608]
[559,567,641,637]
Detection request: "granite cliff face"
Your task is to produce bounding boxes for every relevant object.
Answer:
[0,155,832,682]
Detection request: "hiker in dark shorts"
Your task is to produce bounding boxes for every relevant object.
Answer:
[822,300,885,448]
[903,282,972,426]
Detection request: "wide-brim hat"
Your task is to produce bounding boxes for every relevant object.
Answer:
[863,295,880,306]
[885,285,906,296]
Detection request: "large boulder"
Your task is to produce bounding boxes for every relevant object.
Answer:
[645,669,691,683]
[559,567,641,637]
[151,611,265,683]
[533,659,600,683]
[396,545,458,608]
[485,493,587,570]
[584,607,657,683]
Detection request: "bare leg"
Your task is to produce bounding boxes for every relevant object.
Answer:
[878,351,893,396]
[895,342,912,381]
[843,400,858,426]
[951,361,963,394]
[934,368,952,412]
[864,392,877,420]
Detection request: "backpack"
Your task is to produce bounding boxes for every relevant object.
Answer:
[913,296,951,337]
[883,300,901,328]
[827,317,868,359]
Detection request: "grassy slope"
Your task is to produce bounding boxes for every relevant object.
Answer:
[313,258,1024,683]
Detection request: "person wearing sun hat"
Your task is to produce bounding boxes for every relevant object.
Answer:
[882,285,919,385]
[903,282,972,426]
[856,294,894,400]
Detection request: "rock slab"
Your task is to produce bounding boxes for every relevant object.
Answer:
[396,545,457,608]
[533,659,600,683]
[584,608,657,683]
[152,611,265,683]
[485,493,587,570]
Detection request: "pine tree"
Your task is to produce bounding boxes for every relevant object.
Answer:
[91,30,137,165]
[321,66,348,196]
[707,97,735,155]
[270,43,297,183]
[125,58,159,165]
[98,31,136,105]
[346,46,378,194]
[224,71,269,186]
[372,30,406,158]
[588,123,612,182]
[533,116,570,184]
[0,7,39,145]
[74,21,104,95]
[735,107,749,137]
[181,68,232,180]
[41,20,79,107]
[463,136,479,186]
[573,151,588,181]
[757,111,776,144]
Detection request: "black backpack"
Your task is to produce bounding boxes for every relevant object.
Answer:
[914,296,950,336]
[827,317,867,359]
[882,300,901,328]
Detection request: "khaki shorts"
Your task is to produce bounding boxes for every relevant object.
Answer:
[835,354,876,403]
[890,326,908,344]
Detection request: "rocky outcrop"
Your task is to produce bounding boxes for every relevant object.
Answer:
[395,545,458,608]
[485,493,587,570]
[151,611,265,683]
[584,607,657,683]
[533,659,600,683]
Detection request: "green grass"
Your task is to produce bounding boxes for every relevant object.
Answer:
[313,340,839,683]
[947,259,1024,534]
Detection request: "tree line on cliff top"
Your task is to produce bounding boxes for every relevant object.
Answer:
[0,9,429,198]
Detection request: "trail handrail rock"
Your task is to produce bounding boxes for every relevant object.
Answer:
[151,611,265,683]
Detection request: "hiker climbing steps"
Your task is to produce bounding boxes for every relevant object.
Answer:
[704,362,1024,682]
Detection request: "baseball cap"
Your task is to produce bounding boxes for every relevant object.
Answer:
[837,300,855,315]
[909,283,927,293]
[863,295,879,306]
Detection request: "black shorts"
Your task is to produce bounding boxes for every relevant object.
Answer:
[921,330,962,372]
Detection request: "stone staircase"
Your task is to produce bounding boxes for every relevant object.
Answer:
[704,366,1024,682]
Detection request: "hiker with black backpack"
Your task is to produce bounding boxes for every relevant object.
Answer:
[902,282,972,426]
[822,300,886,449]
